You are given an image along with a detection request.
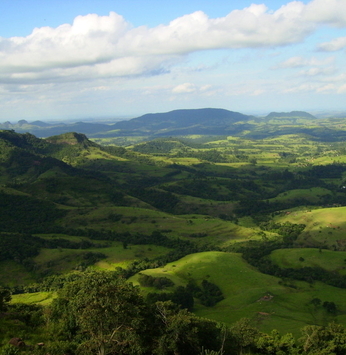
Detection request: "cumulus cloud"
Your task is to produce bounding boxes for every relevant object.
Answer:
[318,36,346,51]
[304,0,346,27]
[1,0,346,85]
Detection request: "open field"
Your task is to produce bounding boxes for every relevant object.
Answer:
[60,205,258,246]
[269,187,332,204]
[11,292,56,305]
[34,242,171,274]
[129,251,346,336]
[274,206,346,248]
[270,248,346,275]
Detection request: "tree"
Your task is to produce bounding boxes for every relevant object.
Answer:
[256,329,298,355]
[48,271,147,355]
[230,318,259,355]
[154,301,200,355]
[0,287,11,311]
[153,301,225,355]
[300,323,346,355]
[323,301,337,315]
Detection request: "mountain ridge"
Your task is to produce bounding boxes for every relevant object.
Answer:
[0,108,317,138]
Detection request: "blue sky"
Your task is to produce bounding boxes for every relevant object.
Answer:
[1,0,346,121]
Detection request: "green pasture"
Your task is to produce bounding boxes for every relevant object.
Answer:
[130,251,346,336]
[313,155,346,165]
[33,242,170,274]
[130,252,346,336]
[94,243,170,270]
[270,187,332,204]
[270,248,346,275]
[274,206,346,248]
[61,205,257,245]
[11,292,56,305]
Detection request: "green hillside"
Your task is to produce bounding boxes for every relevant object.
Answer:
[130,251,346,336]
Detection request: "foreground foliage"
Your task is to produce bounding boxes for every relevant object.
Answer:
[3,272,346,354]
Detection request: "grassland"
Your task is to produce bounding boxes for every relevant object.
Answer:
[11,292,56,305]
[129,251,346,336]
[269,187,332,204]
[274,206,346,248]
[270,248,346,275]
[59,205,259,246]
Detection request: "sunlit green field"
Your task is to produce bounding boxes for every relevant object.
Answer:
[269,187,332,204]
[270,248,346,275]
[11,292,56,305]
[130,251,346,336]
[275,206,346,248]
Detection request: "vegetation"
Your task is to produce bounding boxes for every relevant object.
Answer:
[2,113,346,353]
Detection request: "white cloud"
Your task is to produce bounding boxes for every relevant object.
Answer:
[200,85,212,92]
[251,89,265,96]
[275,56,309,68]
[0,0,346,89]
[318,36,346,51]
[338,84,346,93]
[304,0,346,27]
[273,56,335,69]
[316,83,335,92]
[298,66,335,76]
[172,83,196,93]
[283,83,320,93]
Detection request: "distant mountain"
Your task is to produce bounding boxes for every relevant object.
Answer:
[108,108,254,137]
[1,108,332,139]
[0,120,111,138]
[0,108,253,138]
[265,111,316,119]
[112,108,250,129]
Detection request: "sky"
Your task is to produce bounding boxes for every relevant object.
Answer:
[1,0,346,122]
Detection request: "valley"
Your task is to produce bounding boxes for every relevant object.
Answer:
[1,109,346,354]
